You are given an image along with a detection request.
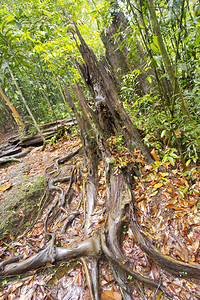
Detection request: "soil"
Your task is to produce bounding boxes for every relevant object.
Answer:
[0,131,80,237]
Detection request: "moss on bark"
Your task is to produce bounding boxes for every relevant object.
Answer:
[0,176,45,237]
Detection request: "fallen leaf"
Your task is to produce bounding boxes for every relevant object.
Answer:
[138,202,147,215]
[150,262,160,280]
[168,186,173,193]
[151,148,160,161]
[10,281,23,292]
[0,184,12,191]
[151,225,157,233]
[142,165,153,171]
[152,182,163,192]
[102,290,122,300]
[165,204,186,211]
[156,291,164,299]
[149,190,158,197]
[192,240,199,252]
[76,271,82,286]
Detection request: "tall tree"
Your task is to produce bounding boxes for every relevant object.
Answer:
[7,64,47,149]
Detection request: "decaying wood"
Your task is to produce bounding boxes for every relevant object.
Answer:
[38,118,76,131]
[74,24,153,164]
[0,145,21,158]
[0,119,76,166]
[0,149,31,166]
[19,118,76,147]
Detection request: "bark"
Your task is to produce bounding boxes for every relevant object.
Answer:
[64,85,99,236]
[100,10,130,82]
[0,87,24,128]
[0,145,21,159]
[74,25,153,164]
[0,99,17,132]
[101,2,152,95]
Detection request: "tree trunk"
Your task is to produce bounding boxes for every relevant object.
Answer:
[7,64,47,150]
[74,25,153,164]
[101,2,152,95]
[0,87,24,128]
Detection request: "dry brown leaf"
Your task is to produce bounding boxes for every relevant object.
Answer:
[165,204,186,211]
[10,281,23,292]
[192,240,199,252]
[76,271,83,286]
[174,212,186,217]
[152,182,163,192]
[102,290,122,300]
[151,148,160,161]
[0,184,12,191]
[24,276,34,285]
[168,186,173,193]
[149,190,158,197]
[142,165,153,171]
[7,293,17,299]
[138,202,147,215]
[150,262,160,280]
[136,157,144,163]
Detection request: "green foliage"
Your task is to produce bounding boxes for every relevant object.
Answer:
[107,135,125,152]
[1,279,8,286]
[48,135,59,145]
[120,66,199,162]
[52,102,70,120]
[0,0,106,128]
[0,0,199,164]
[162,148,180,166]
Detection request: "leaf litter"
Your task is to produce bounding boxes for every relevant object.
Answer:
[0,133,200,299]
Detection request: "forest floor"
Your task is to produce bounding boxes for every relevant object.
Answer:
[0,130,200,299]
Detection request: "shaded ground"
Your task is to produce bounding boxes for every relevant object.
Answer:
[0,175,44,236]
[0,131,200,299]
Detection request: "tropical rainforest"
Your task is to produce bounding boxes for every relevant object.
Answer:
[0,0,200,299]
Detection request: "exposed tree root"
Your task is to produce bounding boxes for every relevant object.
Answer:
[60,210,80,234]
[56,147,83,166]
[0,148,31,166]
[131,216,200,280]
[0,234,101,277]
[101,231,172,298]
[1,144,199,298]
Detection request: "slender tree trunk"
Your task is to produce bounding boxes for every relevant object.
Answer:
[7,64,47,149]
[147,0,200,150]
[35,78,58,122]
[0,86,25,128]
[127,0,172,105]
[0,105,15,132]
[146,0,185,111]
